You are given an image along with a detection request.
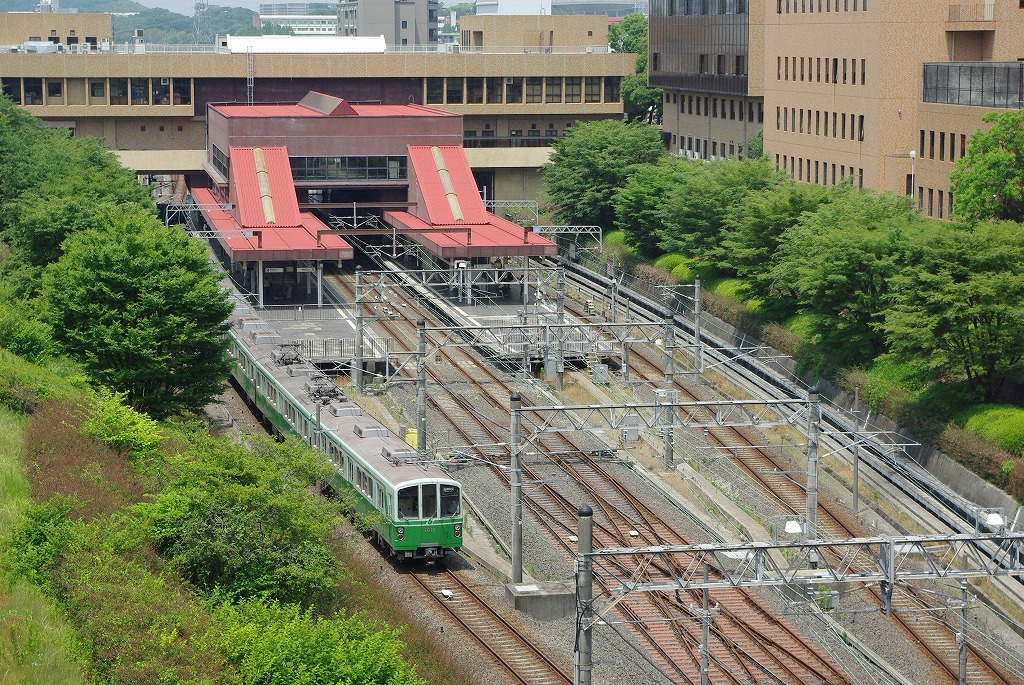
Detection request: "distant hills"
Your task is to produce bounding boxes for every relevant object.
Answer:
[0,0,292,43]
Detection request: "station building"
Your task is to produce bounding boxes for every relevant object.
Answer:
[0,12,635,203]
[649,0,1024,220]
[192,90,556,307]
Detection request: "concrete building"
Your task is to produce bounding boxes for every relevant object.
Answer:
[652,0,1024,220]
[0,12,635,203]
[649,0,764,161]
[259,13,339,35]
[337,0,439,46]
[477,0,552,14]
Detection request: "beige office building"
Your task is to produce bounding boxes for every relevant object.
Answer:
[0,13,634,202]
[653,0,1024,220]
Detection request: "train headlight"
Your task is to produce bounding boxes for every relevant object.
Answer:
[453,524,461,538]
[397,526,405,541]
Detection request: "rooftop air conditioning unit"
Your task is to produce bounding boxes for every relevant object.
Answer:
[134,29,144,39]
[505,77,514,85]
[160,77,169,85]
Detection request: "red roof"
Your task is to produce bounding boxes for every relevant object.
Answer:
[409,145,491,226]
[383,143,556,259]
[230,147,302,228]
[192,188,353,262]
[385,211,556,259]
[210,102,455,119]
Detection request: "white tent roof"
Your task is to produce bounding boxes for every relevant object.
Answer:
[222,35,387,54]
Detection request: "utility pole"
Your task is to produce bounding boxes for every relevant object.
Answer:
[805,386,820,541]
[575,504,594,685]
[416,319,427,453]
[353,266,364,392]
[510,393,523,584]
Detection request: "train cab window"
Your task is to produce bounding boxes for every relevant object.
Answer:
[441,484,460,517]
[422,484,438,519]
[398,486,419,520]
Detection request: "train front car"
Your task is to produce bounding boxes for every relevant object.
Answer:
[390,478,464,561]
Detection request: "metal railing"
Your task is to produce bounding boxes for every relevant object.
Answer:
[15,41,612,57]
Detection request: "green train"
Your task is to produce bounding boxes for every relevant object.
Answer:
[227,324,463,561]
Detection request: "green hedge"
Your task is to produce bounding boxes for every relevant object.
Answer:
[956,405,1024,456]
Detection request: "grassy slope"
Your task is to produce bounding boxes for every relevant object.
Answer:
[0,407,88,685]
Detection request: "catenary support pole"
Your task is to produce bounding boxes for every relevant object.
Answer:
[416,320,427,453]
[575,504,594,685]
[664,313,675,389]
[805,385,820,539]
[354,266,364,392]
[693,275,703,375]
[510,393,523,584]
[958,580,968,685]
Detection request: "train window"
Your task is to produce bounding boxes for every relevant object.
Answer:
[398,486,418,520]
[441,484,460,517]
[422,484,438,519]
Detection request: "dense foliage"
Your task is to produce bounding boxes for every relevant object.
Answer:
[0,95,233,420]
[950,110,1024,223]
[543,119,665,227]
[547,123,1024,461]
[40,213,233,419]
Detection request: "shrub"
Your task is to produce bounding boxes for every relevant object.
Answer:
[633,263,677,287]
[0,350,83,413]
[4,496,83,592]
[671,261,695,283]
[211,598,425,685]
[653,253,687,270]
[937,424,1012,482]
[956,405,1024,456]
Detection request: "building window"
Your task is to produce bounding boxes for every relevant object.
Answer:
[506,77,524,103]
[110,78,128,105]
[172,78,191,105]
[466,77,483,104]
[23,78,43,105]
[446,77,464,104]
[486,77,504,104]
[545,77,562,103]
[153,78,171,105]
[88,79,105,100]
[565,77,581,103]
[401,20,408,28]
[584,77,601,103]
[716,54,725,74]
[46,79,63,103]
[426,77,444,104]
[131,78,149,105]
[212,144,229,179]
[526,77,543,103]
[604,77,621,103]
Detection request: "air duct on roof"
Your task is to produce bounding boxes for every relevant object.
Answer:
[253,147,276,225]
[431,146,464,222]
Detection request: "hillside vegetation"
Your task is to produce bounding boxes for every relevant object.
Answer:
[543,119,1024,500]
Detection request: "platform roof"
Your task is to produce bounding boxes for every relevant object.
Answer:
[383,144,556,259]
[191,145,353,262]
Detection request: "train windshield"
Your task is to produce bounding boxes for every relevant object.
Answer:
[441,484,460,517]
[422,484,438,519]
[397,486,418,520]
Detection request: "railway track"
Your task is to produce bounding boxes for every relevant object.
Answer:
[326,267,859,684]
[556,270,1023,684]
[406,564,572,685]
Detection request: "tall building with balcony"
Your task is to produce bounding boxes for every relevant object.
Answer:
[763,0,1024,220]
[649,0,764,161]
[337,0,439,46]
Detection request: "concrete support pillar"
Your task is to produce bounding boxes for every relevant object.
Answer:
[510,393,523,584]
[575,504,594,685]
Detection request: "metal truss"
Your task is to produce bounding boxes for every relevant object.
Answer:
[590,532,1024,613]
[164,201,235,235]
[532,225,603,251]
[516,398,810,435]
[484,199,539,226]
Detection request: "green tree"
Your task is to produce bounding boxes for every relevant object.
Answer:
[607,12,648,55]
[613,157,699,257]
[439,1,476,16]
[608,13,663,120]
[138,434,338,605]
[718,181,831,300]
[659,158,786,264]
[40,211,233,420]
[770,190,929,369]
[744,129,765,159]
[882,220,1024,401]
[543,119,665,228]
[950,110,1024,223]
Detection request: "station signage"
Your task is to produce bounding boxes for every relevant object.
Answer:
[264,267,284,273]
